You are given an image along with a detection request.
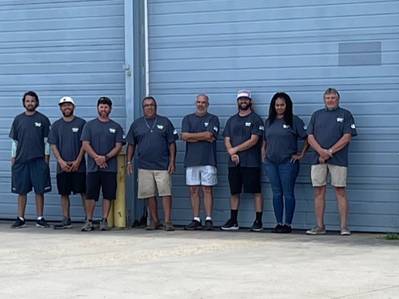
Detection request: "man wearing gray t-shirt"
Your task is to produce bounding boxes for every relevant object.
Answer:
[306,88,357,236]
[48,96,87,229]
[181,94,220,231]
[126,96,178,231]
[9,91,51,228]
[80,97,124,231]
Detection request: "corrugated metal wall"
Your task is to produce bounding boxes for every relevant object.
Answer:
[147,0,399,232]
[0,0,125,220]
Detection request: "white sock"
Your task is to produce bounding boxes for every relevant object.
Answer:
[194,217,201,222]
[206,216,212,221]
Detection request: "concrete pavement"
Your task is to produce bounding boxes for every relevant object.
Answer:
[0,221,398,299]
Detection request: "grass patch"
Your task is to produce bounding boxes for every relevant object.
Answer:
[384,233,399,240]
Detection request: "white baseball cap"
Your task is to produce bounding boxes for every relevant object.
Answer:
[236,89,252,100]
[58,96,75,106]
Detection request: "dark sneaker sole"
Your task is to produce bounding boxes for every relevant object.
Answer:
[53,225,72,230]
[221,226,239,231]
[184,227,203,231]
[249,227,263,232]
[81,228,94,232]
[36,224,49,228]
[11,224,26,229]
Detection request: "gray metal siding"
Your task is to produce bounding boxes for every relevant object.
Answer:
[148,0,399,231]
[0,0,125,220]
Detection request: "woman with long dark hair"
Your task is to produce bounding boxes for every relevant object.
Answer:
[262,92,309,233]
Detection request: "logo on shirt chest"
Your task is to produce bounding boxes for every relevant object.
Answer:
[283,124,290,129]
[109,128,116,133]
[204,122,209,127]
[34,122,42,127]
[72,127,79,133]
[336,117,344,123]
[157,125,164,130]
[245,122,251,127]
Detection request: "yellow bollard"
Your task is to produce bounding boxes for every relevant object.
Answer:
[113,153,127,228]
[108,201,114,227]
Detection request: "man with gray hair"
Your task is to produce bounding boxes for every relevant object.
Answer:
[181,94,220,230]
[306,88,357,236]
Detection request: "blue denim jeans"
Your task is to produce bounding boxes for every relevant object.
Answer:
[264,160,299,225]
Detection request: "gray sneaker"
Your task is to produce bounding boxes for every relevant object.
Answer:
[340,227,351,236]
[164,221,175,231]
[100,218,109,231]
[306,225,326,235]
[81,221,94,232]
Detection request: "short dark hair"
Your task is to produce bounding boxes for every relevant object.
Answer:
[324,88,340,100]
[22,91,39,105]
[97,96,112,107]
[142,96,157,107]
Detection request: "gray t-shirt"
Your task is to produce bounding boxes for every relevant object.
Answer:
[48,116,86,173]
[307,107,357,167]
[9,111,51,163]
[181,112,220,167]
[126,115,178,170]
[264,115,307,164]
[81,118,124,173]
[223,111,264,168]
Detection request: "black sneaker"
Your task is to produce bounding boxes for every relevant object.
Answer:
[249,220,263,232]
[221,218,239,231]
[11,217,26,229]
[53,218,72,229]
[282,224,292,233]
[36,217,49,228]
[272,224,284,233]
[204,219,214,231]
[184,220,202,230]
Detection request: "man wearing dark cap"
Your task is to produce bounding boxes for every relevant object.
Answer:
[48,96,87,229]
[10,91,52,228]
[222,90,264,232]
[80,97,124,231]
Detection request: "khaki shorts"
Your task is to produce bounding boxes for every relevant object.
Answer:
[311,164,347,187]
[137,169,172,199]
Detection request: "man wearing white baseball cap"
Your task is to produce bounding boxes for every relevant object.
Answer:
[48,96,87,229]
[222,90,265,232]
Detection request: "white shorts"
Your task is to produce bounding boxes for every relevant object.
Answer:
[186,165,217,186]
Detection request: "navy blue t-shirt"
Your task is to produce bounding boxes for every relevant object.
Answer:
[181,112,220,167]
[223,111,264,168]
[264,115,307,164]
[9,111,51,163]
[307,107,357,166]
[126,115,178,170]
[81,118,124,173]
[48,116,86,173]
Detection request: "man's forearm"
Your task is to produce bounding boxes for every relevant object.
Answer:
[234,135,259,152]
[330,134,352,154]
[182,132,213,142]
[106,143,123,160]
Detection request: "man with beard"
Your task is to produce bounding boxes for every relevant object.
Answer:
[126,96,178,231]
[48,97,87,229]
[181,94,220,230]
[80,97,123,231]
[306,88,357,236]
[10,91,51,228]
[221,90,264,232]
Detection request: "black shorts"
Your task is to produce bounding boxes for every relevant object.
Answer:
[228,167,261,195]
[56,172,86,196]
[11,158,51,194]
[86,171,117,201]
